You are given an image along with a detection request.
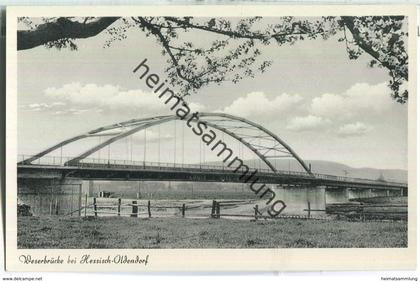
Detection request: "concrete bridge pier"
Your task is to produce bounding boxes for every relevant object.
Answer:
[88,180,95,197]
[325,188,349,203]
[18,177,84,216]
[391,188,405,197]
[325,186,404,204]
[272,184,326,217]
[369,188,389,198]
[348,188,373,200]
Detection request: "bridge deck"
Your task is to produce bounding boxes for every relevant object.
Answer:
[17,158,407,191]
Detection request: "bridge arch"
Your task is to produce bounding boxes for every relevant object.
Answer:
[20,113,313,176]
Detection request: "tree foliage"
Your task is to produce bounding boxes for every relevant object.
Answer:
[18,16,409,103]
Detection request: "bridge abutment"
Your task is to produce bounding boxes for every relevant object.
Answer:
[18,177,84,216]
[88,180,95,197]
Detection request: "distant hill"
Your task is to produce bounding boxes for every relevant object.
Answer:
[204,159,408,183]
[298,160,407,183]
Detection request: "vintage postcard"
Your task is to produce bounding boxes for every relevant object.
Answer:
[5,5,417,271]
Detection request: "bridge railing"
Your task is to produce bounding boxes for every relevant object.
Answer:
[77,157,311,178]
[17,154,407,187]
[311,173,407,187]
[18,154,311,174]
[77,158,276,175]
[18,154,74,166]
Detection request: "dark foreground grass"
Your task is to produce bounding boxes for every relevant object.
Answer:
[18,216,407,249]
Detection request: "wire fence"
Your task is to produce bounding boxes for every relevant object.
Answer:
[62,197,407,222]
[70,197,277,220]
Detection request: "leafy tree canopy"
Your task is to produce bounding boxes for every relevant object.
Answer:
[18,16,408,103]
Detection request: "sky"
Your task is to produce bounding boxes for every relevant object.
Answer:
[17,17,408,170]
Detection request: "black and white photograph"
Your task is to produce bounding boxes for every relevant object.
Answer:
[4,4,417,272]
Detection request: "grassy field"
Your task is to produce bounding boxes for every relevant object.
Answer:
[18,216,407,249]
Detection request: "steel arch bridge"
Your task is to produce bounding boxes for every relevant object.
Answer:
[20,112,313,176]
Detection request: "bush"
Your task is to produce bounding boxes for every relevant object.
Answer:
[17,203,32,216]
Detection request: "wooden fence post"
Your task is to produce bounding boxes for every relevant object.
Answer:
[211,200,216,218]
[84,194,87,217]
[117,198,121,216]
[254,205,259,220]
[147,200,151,218]
[361,207,365,221]
[70,188,74,216]
[55,197,59,215]
[78,184,82,217]
[49,186,53,215]
[182,204,185,218]
[307,201,311,219]
[216,202,220,219]
[131,200,138,217]
[93,197,97,217]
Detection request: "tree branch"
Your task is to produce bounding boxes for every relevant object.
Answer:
[135,17,198,88]
[341,16,408,81]
[18,17,120,50]
[164,17,319,41]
